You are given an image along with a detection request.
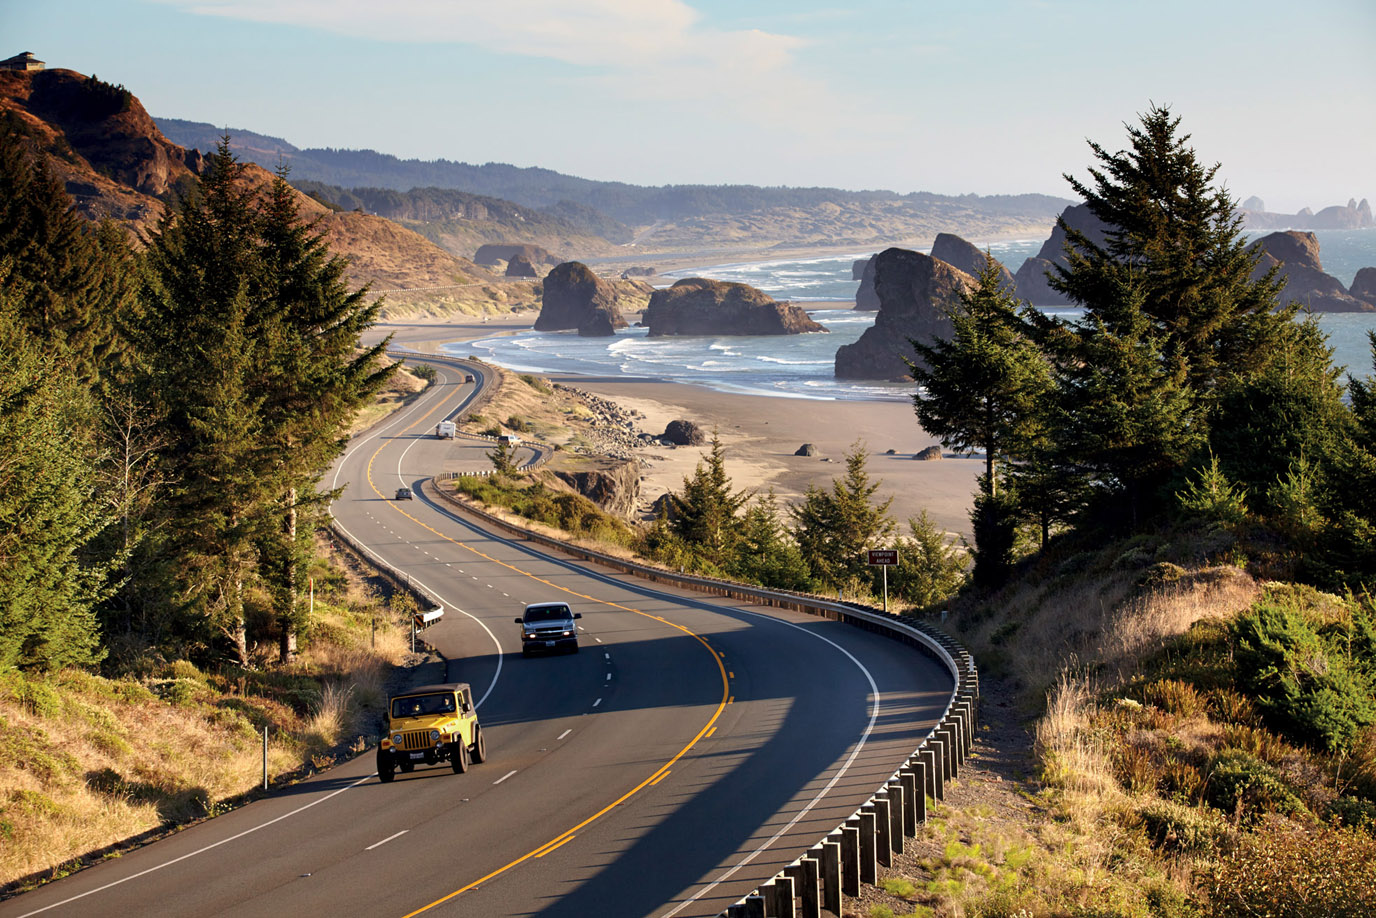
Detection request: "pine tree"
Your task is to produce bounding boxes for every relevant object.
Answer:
[887,511,968,609]
[670,431,750,568]
[726,490,812,591]
[911,255,1051,497]
[790,442,895,592]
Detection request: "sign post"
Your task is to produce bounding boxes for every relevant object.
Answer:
[867,549,899,614]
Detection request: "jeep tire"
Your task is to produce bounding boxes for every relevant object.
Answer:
[471,726,486,764]
[377,747,396,783]
[450,739,469,774]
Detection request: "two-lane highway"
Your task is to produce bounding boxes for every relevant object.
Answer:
[5,357,955,918]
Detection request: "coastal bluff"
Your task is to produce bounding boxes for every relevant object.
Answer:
[835,247,973,380]
[535,262,628,336]
[643,278,826,336]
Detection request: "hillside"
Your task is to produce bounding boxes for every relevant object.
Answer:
[156,116,1072,252]
[0,70,512,313]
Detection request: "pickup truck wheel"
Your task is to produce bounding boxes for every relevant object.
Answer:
[377,748,395,783]
[450,739,469,774]
[471,726,486,764]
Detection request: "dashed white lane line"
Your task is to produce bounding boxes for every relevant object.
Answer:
[604,653,610,660]
[557,729,572,741]
[605,673,612,681]
[593,698,602,707]
[594,638,602,644]
[493,770,518,785]
[366,830,409,851]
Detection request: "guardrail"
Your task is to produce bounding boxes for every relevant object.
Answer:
[423,479,978,918]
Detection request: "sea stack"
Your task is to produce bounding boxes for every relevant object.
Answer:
[834,247,974,380]
[644,278,827,336]
[535,262,629,336]
[1248,232,1373,312]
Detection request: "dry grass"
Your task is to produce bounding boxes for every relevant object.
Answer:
[0,549,415,891]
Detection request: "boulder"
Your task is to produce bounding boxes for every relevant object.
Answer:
[795,443,816,456]
[854,256,880,310]
[834,248,975,380]
[505,253,538,277]
[930,233,1014,293]
[474,243,558,267]
[1248,231,1373,312]
[914,446,942,461]
[662,419,706,446]
[1013,203,1111,305]
[644,278,827,336]
[536,261,629,336]
[1350,267,1376,307]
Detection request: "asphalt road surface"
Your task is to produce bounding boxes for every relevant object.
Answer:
[5,357,954,918]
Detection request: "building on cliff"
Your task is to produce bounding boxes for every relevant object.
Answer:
[1,52,45,72]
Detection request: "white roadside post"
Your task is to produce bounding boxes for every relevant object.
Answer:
[867,549,899,614]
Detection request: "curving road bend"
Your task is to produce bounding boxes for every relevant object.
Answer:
[4,357,954,918]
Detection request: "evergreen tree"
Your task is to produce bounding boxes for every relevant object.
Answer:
[886,511,968,609]
[0,278,115,671]
[670,432,750,568]
[791,442,895,591]
[911,255,1051,496]
[726,490,812,591]
[1050,104,1289,397]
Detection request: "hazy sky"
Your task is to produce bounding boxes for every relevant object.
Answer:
[6,0,1373,211]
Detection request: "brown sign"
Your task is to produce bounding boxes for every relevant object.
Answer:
[867,549,898,566]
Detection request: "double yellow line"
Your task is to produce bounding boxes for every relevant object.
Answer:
[362,360,732,915]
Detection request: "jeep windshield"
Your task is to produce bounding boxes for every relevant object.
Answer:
[524,605,571,623]
[392,693,456,719]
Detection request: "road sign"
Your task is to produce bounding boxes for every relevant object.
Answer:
[867,549,898,566]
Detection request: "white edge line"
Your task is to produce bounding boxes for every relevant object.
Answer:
[493,770,518,785]
[365,829,409,851]
[557,729,572,740]
[15,773,377,918]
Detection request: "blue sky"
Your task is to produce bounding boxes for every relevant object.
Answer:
[5,0,1373,211]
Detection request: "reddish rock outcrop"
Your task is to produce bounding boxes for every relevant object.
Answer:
[834,248,974,380]
[644,278,827,336]
[1248,231,1373,312]
[536,262,628,336]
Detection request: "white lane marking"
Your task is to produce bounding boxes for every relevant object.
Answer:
[557,729,572,740]
[15,773,377,918]
[592,698,602,707]
[605,673,612,681]
[604,652,610,660]
[660,617,883,918]
[594,638,602,644]
[493,770,518,785]
[365,830,409,851]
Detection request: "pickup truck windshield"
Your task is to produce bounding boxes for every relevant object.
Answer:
[392,693,456,718]
[524,606,570,622]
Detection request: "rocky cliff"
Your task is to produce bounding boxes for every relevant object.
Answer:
[931,232,1014,293]
[644,278,827,336]
[537,455,641,520]
[834,248,973,380]
[536,261,628,336]
[1248,231,1373,312]
[1013,203,1111,306]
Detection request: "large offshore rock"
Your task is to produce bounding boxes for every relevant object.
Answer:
[834,247,974,380]
[474,243,558,267]
[1013,202,1111,306]
[644,278,827,336]
[1249,231,1373,312]
[1350,266,1376,308]
[505,253,538,277]
[854,256,880,310]
[535,261,629,335]
[931,233,1014,293]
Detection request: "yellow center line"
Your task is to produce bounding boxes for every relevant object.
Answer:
[363,364,731,917]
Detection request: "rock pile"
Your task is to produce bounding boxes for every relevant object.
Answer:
[552,384,647,459]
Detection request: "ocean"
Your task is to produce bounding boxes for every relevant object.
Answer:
[448,229,1376,402]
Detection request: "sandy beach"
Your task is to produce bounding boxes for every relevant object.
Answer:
[370,299,981,540]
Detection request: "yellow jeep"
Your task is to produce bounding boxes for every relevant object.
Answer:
[377,682,486,782]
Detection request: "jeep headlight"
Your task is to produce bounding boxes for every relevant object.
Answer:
[430,729,440,744]
[392,733,403,746]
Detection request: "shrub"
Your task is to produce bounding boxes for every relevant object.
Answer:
[1204,750,1306,820]
[1328,796,1376,832]
[1206,816,1376,917]
[1143,679,1205,717]
[1137,797,1232,854]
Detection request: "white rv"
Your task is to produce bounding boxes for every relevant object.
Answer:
[436,421,456,439]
